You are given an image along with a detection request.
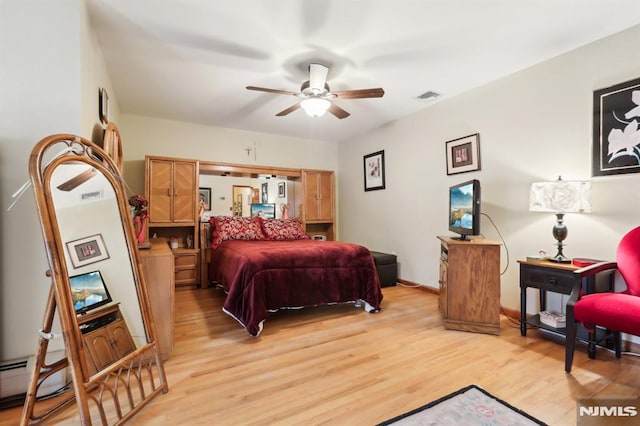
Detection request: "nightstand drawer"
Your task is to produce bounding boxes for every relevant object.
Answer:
[175,268,197,282]
[521,266,574,294]
[174,252,197,268]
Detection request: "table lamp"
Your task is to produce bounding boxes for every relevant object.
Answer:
[529,176,591,263]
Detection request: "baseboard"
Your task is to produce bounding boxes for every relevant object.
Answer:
[397,279,439,295]
[500,305,519,320]
[623,339,640,354]
[0,392,26,409]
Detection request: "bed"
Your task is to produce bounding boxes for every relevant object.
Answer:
[207,216,383,336]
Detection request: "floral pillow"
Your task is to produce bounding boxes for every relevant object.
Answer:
[210,216,266,248]
[259,218,310,241]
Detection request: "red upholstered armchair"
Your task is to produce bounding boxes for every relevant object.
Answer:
[565,226,640,373]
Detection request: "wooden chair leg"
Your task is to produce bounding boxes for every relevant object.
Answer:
[565,319,578,373]
[587,330,597,359]
[614,331,622,358]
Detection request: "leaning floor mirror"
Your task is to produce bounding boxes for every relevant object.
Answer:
[22,134,168,425]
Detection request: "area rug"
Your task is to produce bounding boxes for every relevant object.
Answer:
[377,384,547,425]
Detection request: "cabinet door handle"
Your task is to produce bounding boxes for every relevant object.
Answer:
[549,278,557,285]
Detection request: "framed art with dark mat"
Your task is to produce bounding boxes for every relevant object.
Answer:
[593,77,640,176]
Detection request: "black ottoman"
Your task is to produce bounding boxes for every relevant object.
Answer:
[370,251,398,287]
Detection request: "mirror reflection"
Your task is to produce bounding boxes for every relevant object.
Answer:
[49,163,146,368]
[201,174,291,220]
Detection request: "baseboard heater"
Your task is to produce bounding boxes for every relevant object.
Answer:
[0,359,28,409]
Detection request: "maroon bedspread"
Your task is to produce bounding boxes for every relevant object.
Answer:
[208,239,383,336]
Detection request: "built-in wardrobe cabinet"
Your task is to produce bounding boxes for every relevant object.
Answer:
[146,156,198,224]
[302,169,335,240]
[145,155,200,288]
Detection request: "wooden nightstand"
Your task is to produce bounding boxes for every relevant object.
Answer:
[519,259,613,358]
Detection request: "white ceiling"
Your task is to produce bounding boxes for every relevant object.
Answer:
[86,0,640,143]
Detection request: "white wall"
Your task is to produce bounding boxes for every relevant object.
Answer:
[338,24,640,314]
[80,0,120,141]
[1,0,83,361]
[118,114,339,196]
[0,0,118,362]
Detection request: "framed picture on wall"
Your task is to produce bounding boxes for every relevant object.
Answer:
[363,150,385,191]
[445,133,480,175]
[278,182,286,198]
[99,87,109,124]
[66,234,110,268]
[592,77,640,176]
[199,187,211,211]
[261,182,268,203]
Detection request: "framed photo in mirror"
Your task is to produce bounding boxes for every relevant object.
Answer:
[199,187,211,211]
[66,233,110,268]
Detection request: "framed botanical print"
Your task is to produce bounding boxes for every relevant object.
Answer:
[363,150,385,191]
[593,77,640,176]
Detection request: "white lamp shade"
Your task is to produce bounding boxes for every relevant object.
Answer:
[300,97,330,117]
[529,180,592,213]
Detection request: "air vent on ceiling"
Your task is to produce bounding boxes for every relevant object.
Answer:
[81,190,103,201]
[417,91,441,102]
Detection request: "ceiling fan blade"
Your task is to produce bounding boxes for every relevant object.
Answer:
[246,86,298,96]
[276,103,302,116]
[328,103,350,119]
[57,168,97,191]
[309,63,328,92]
[332,88,385,99]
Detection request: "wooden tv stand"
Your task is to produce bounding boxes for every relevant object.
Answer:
[437,236,501,335]
[77,303,136,376]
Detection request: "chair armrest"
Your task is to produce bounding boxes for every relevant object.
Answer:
[573,261,617,278]
[567,261,617,309]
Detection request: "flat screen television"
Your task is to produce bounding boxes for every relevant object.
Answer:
[250,203,276,219]
[69,270,112,314]
[448,179,481,241]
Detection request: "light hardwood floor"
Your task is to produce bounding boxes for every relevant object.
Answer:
[3,285,640,425]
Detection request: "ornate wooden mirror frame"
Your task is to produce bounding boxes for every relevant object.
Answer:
[102,122,123,173]
[22,134,167,425]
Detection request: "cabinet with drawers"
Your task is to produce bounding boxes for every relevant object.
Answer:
[437,236,501,335]
[140,240,175,360]
[173,248,199,288]
[78,304,135,376]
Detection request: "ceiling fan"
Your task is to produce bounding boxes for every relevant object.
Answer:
[246,63,384,119]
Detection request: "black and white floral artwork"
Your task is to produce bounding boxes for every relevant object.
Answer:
[593,77,640,176]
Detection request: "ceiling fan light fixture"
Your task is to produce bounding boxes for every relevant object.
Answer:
[300,97,330,117]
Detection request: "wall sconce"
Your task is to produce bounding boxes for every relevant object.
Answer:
[529,176,592,263]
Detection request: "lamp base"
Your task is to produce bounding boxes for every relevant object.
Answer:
[549,213,571,263]
[549,252,571,263]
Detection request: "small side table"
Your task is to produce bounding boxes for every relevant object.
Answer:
[519,259,611,359]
